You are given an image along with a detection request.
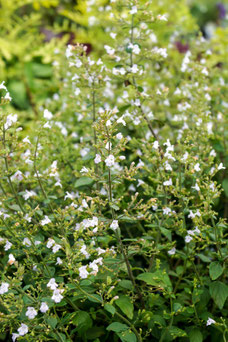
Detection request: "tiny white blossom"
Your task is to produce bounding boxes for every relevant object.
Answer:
[41,216,51,226]
[116,133,123,140]
[185,235,193,243]
[94,154,102,164]
[218,163,225,170]
[43,109,53,120]
[52,289,64,303]
[194,163,201,172]
[79,265,89,279]
[4,240,12,251]
[17,323,28,336]
[52,244,61,253]
[163,178,172,186]
[23,136,31,144]
[206,318,216,326]
[0,282,9,295]
[40,302,49,313]
[47,278,58,290]
[56,257,63,265]
[105,155,115,167]
[110,220,119,230]
[25,307,38,319]
[163,207,171,215]
[168,248,176,255]
[80,166,89,174]
[153,141,159,149]
[130,5,137,14]
[8,254,15,265]
[23,238,32,247]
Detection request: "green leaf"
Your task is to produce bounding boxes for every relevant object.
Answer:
[159,227,172,241]
[107,322,129,333]
[197,254,211,263]
[209,262,223,280]
[8,204,21,212]
[75,177,94,188]
[118,280,134,290]
[117,331,137,342]
[46,317,58,329]
[189,328,203,342]
[72,311,93,335]
[169,326,187,338]
[104,303,116,315]
[115,296,134,319]
[209,281,228,309]
[137,271,172,290]
[222,179,228,197]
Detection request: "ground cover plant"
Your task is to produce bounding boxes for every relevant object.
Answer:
[0,0,227,341]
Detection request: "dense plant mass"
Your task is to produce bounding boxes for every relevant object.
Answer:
[0,0,228,341]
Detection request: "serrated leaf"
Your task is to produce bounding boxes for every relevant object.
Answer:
[117,331,137,342]
[189,328,203,342]
[46,317,58,329]
[72,311,92,335]
[104,304,116,316]
[209,281,228,309]
[137,271,172,290]
[115,296,134,320]
[209,262,223,280]
[75,177,94,188]
[107,322,129,333]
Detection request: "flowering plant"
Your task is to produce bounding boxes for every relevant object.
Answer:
[0,1,227,341]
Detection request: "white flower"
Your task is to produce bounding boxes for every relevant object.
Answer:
[153,141,159,149]
[23,190,36,200]
[163,178,172,186]
[43,109,53,120]
[23,136,31,144]
[74,88,81,96]
[52,289,64,303]
[110,220,119,230]
[79,265,89,279]
[25,307,38,319]
[41,216,51,226]
[94,154,102,164]
[4,114,18,130]
[104,45,115,55]
[202,67,208,76]
[47,278,58,290]
[105,155,115,167]
[40,302,49,313]
[4,92,12,101]
[56,257,63,265]
[130,6,137,14]
[168,248,176,255]
[23,238,32,247]
[12,333,19,341]
[206,317,215,326]
[0,282,9,295]
[218,163,225,170]
[163,207,171,215]
[4,240,12,251]
[151,47,168,58]
[130,64,139,73]
[52,244,61,253]
[192,183,200,191]
[185,235,193,243]
[17,323,28,336]
[110,32,117,39]
[66,45,73,58]
[8,254,15,265]
[157,14,168,21]
[11,171,23,182]
[117,116,126,126]
[116,133,123,140]
[46,238,55,248]
[0,81,7,90]
[80,166,89,174]
[194,163,201,172]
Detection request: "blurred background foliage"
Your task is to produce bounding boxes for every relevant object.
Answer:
[0,0,227,217]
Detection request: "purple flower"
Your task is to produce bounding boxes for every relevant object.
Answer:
[217,3,226,19]
[175,41,189,54]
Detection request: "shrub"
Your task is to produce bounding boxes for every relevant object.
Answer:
[0,0,227,341]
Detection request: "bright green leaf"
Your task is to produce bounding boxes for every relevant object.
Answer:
[209,262,223,280]
[209,281,228,309]
[107,322,129,333]
[115,296,134,319]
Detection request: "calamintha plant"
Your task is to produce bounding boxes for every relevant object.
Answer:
[0,0,227,341]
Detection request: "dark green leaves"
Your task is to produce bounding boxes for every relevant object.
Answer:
[189,328,203,342]
[209,262,223,280]
[107,322,129,333]
[137,271,172,291]
[72,311,93,335]
[209,281,228,309]
[75,177,94,188]
[115,296,134,319]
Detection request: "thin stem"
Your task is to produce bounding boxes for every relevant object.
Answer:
[2,127,25,213]
[115,312,142,342]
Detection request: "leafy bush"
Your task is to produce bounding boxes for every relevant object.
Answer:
[0,0,227,341]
